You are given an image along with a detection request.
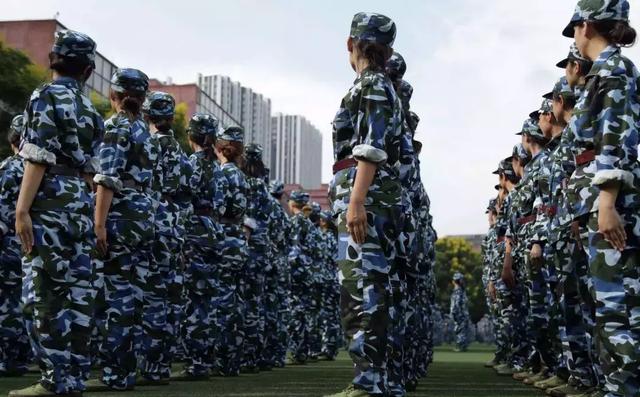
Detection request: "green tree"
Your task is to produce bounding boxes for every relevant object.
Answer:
[435,236,486,322]
[173,102,191,154]
[90,91,113,119]
[0,38,48,158]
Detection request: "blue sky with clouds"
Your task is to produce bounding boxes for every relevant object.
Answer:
[4,0,640,236]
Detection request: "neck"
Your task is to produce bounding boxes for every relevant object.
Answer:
[585,36,610,61]
[551,125,563,138]
[563,110,573,124]
[530,145,541,157]
[355,58,371,74]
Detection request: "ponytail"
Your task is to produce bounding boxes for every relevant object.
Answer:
[592,20,637,47]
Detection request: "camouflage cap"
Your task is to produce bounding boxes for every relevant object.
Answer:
[310,202,322,215]
[245,143,263,159]
[544,77,573,101]
[320,210,334,221]
[562,0,630,37]
[111,68,149,94]
[523,118,545,140]
[217,125,244,143]
[9,114,24,134]
[453,272,464,281]
[385,51,407,80]
[350,12,396,46]
[486,198,498,214]
[269,180,285,196]
[289,190,310,205]
[529,98,554,120]
[556,42,589,68]
[409,111,420,127]
[142,91,175,118]
[188,113,219,137]
[512,143,531,163]
[51,29,96,62]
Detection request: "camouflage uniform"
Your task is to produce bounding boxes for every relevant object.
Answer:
[180,114,226,377]
[94,69,158,390]
[213,126,248,377]
[306,202,325,359]
[241,144,273,371]
[287,191,315,363]
[319,211,341,360]
[450,273,471,351]
[141,92,191,379]
[563,2,640,393]
[0,116,30,376]
[266,181,291,367]
[18,30,103,394]
[328,12,404,396]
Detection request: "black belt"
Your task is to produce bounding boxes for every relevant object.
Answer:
[122,179,144,191]
[333,158,357,174]
[47,164,80,178]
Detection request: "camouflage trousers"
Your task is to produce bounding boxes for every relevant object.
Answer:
[150,232,183,379]
[550,234,597,388]
[308,281,323,357]
[453,313,471,350]
[288,284,312,362]
[182,215,219,376]
[337,206,401,395]
[260,266,279,368]
[23,211,94,394]
[523,252,561,373]
[402,278,419,385]
[213,224,247,376]
[320,280,341,359]
[497,278,529,370]
[241,249,267,369]
[98,218,154,390]
[388,269,408,397]
[584,211,640,397]
[275,255,290,367]
[0,236,30,375]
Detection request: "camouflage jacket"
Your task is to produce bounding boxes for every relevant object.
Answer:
[245,176,273,253]
[530,138,562,246]
[330,68,404,213]
[482,227,497,288]
[321,229,338,282]
[95,112,158,220]
[189,151,228,217]
[288,212,315,286]
[566,45,640,218]
[0,155,24,240]
[450,286,470,321]
[21,77,103,214]
[308,222,325,283]
[267,196,289,254]
[219,162,247,222]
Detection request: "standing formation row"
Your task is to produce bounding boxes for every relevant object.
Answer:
[325,12,438,397]
[482,1,640,397]
[0,29,342,397]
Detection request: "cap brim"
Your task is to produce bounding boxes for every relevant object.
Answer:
[562,21,579,38]
[494,184,500,190]
[543,91,553,100]
[515,131,523,136]
[529,110,540,120]
[556,58,569,68]
[492,169,500,175]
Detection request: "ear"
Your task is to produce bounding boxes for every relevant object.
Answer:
[347,37,353,53]
[583,21,597,40]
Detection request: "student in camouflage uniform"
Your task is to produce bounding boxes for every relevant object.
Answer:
[318,210,340,361]
[142,92,192,381]
[240,143,273,373]
[0,116,30,378]
[10,30,103,397]
[88,68,157,392]
[304,201,325,361]
[213,126,248,377]
[172,114,226,381]
[286,190,315,365]
[482,198,499,367]
[562,1,640,395]
[267,180,291,367]
[326,12,404,397]
[450,272,471,352]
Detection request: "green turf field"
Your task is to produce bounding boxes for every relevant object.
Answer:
[0,345,542,396]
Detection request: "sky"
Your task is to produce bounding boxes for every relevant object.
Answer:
[4,0,640,236]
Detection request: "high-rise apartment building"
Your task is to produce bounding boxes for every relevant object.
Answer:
[271,113,322,189]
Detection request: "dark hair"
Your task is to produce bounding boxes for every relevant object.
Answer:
[321,217,338,238]
[591,20,637,47]
[188,132,215,160]
[48,52,93,81]
[241,155,266,178]
[503,173,520,184]
[148,115,174,133]
[552,92,577,111]
[529,135,549,147]
[354,39,393,71]
[568,58,593,76]
[111,91,145,120]
[7,129,20,147]
[215,139,244,163]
